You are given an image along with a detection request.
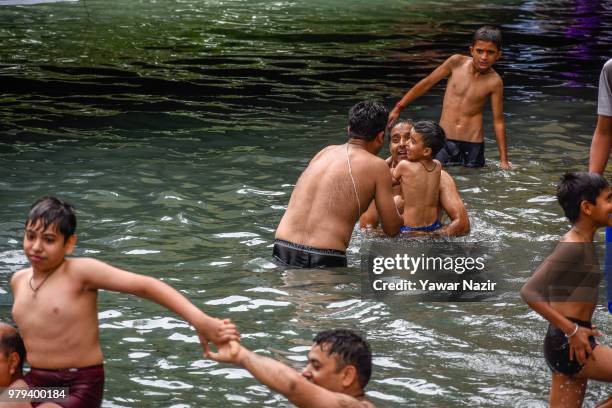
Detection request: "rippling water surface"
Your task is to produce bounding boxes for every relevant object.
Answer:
[1,0,612,406]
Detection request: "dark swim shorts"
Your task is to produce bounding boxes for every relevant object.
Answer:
[544,318,598,376]
[435,139,485,168]
[273,239,347,268]
[23,364,104,408]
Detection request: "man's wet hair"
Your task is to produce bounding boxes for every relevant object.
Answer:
[313,329,372,388]
[26,197,77,242]
[0,325,26,372]
[348,101,389,141]
[557,172,609,223]
[412,120,446,157]
[473,25,502,49]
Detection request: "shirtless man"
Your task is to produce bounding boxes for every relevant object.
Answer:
[360,121,470,236]
[388,26,509,169]
[274,101,403,268]
[206,329,376,408]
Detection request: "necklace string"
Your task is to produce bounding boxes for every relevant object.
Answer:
[29,268,58,296]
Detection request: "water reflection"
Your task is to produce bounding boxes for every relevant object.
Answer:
[1,0,612,406]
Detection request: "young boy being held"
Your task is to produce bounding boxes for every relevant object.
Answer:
[521,173,612,408]
[392,120,446,234]
[6,197,238,408]
[388,25,509,169]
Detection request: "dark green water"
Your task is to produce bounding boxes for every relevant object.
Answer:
[1,0,612,406]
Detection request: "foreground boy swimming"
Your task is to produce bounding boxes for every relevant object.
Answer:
[4,197,238,407]
[521,173,612,407]
[392,121,446,234]
[388,26,509,169]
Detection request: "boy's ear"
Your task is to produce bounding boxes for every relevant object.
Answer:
[424,146,433,158]
[580,200,593,216]
[376,130,385,144]
[64,234,77,254]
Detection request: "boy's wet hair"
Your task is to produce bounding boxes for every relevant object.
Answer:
[348,101,389,141]
[26,196,76,242]
[313,329,372,388]
[412,120,446,157]
[557,172,609,223]
[473,25,502,49]
[0,325,26,372]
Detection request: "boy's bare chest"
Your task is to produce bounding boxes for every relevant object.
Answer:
[12,275,94,329]
[448,71,491,101]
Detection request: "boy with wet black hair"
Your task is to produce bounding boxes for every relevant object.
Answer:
[206,328,376,408]
[521,172,612,407]
[388,25,509,169]
[5,196,238,408]
[392,120,446,234]
[0,323,25,387]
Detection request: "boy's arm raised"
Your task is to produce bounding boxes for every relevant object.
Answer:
[206,342,369,408]
[388,55,458,126]
[77,258,238,347]
[491,77,509,169]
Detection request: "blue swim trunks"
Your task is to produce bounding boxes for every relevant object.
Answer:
[400,220,442,233]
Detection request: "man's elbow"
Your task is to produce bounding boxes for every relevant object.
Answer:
[382,221,401,237]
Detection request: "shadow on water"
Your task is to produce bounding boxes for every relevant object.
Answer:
[1,0,612,407]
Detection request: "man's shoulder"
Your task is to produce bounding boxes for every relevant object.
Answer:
[603,58,612,74]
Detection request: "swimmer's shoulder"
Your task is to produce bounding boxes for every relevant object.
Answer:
[446,54,469,70]
[10,268,30,290]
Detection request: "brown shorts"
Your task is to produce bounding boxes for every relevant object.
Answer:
[22,364,104,408]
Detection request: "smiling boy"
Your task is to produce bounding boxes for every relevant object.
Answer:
[5,197,238,408]
[388,26,508,169]
[392,121,446,233]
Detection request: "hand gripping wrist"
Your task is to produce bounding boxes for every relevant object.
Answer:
[565,323,579,338]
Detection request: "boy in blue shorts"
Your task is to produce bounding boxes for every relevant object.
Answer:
[3,197,238,408]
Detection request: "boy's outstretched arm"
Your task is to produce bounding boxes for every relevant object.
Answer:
[388,55,457,126]
[206,342,368,408]
[491,78,509,169]
[78,258,238,347]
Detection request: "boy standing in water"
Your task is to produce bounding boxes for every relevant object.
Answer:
[521,173,612,407]
[4,197,238,407]
[392,121,446,233]
[388,26,509,169]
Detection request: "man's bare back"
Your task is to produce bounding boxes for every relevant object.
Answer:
[275,143,399,251]
[273,101,402,268]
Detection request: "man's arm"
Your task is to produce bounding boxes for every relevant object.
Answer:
[207,342,368,408]
[490,77,509,169]
[388,55,459,126]
[589,115,612,174]
[375,161,403,236]
[77,258,238,347]
[437,171,470,236]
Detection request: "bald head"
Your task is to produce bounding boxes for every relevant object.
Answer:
[0,323,25,386]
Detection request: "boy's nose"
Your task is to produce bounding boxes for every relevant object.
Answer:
[301,367,312,380]
[31,239,43,251]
